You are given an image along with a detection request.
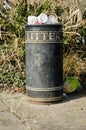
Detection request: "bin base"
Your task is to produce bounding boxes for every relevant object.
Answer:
[26,88,63,104]
[26,96,63,105]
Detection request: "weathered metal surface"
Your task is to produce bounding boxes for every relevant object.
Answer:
[25,24,63,103]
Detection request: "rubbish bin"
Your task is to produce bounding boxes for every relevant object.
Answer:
[25,24,63,103]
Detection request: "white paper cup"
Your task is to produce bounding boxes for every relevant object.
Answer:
[28,16,37,25]
[47,14,58,24]
[37,13,48,24]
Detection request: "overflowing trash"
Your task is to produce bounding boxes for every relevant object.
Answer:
[27,13,59,25]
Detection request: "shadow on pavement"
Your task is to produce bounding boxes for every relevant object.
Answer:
[62,89,86,103]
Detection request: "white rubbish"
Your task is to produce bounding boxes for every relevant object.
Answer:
[27,13,59,25]
[37,13,48,24]
[27,16,37,25]
[46,14,59,24]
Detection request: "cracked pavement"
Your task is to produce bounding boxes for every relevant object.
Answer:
[0,92,86,130]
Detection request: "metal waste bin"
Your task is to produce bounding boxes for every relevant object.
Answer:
[25,24,63,104]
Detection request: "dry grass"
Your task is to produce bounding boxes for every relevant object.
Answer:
[0,1,86,92]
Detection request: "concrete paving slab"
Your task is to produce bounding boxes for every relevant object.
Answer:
[0,92,24,100]
[0,110,29,130]
[71,97,86,108]
[25,118,86,130]
[0,94,29,130]
[0,100,9,112]
[0,92,86,130]
[1,96,82,121]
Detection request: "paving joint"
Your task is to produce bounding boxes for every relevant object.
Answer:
[0,97,28,128]
[0,92,86,130]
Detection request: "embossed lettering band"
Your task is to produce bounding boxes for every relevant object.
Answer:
[25,31,63,43]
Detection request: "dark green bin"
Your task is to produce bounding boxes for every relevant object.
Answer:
[25,24,63,103]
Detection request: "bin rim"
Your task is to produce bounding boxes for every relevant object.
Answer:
[25,24,63,27]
